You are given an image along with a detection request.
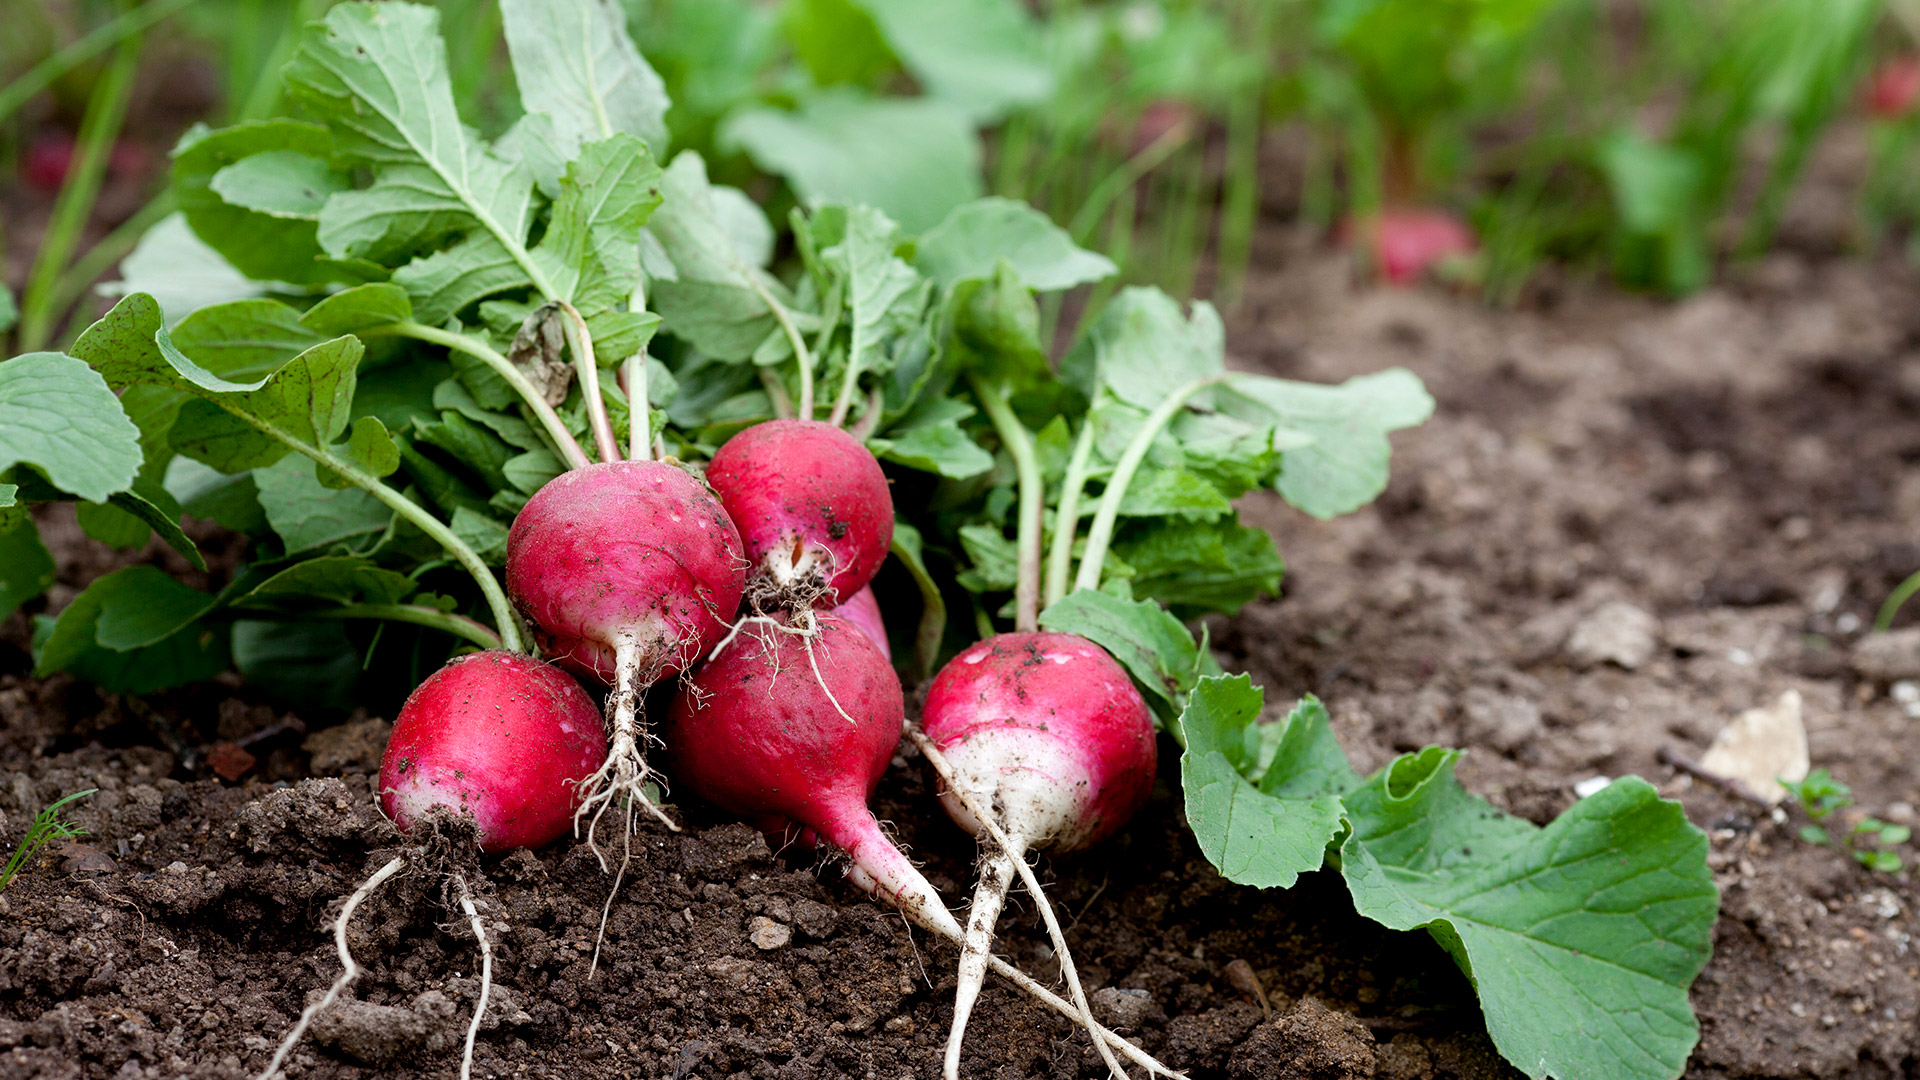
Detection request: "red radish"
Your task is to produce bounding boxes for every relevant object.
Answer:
[1350,208,1477,286]
[1130,99,1196,155]
[1865,56,1920,118]
[920,633,1157,1080]
[378,651,607,852]
[506,459,746,835]
[705,419,893,612]
[832,584,890,661]
[22,133,75,193]
[665,612,961,937]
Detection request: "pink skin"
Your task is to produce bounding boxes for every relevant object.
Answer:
[1365,208,1477,287]
[1866,57,1920,118]
[507,460,745,684]
[920,631,1157,1080]
[830,585,890,661]
[378,651,607,852]
[705,420,893,610]
[665,613,961,938]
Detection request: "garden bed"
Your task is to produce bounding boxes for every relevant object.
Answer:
[4,225,1917,1080]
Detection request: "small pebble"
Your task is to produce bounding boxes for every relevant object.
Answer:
[1573,776,1613,798]
[748,915,791,950]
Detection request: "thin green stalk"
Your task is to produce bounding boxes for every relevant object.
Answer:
[558,302,617,463]
[314,604,503,650]
[44,190,175,340]
[1216,91,1261,308]
[970,376,1043,633]
[1875,571,1920,632]
[750,275,816,419]
[1073,376,1223,594]
[233,0,326,122]
[761,368,795,419]
[1043,421,1097,608]
[18,29,143,353]
[1067,117,1192,244]
[0,0,197,125]
[365,322,591,470]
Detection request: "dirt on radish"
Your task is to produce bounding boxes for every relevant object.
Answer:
[4,230,1920,1080]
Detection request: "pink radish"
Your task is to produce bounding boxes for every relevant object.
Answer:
[831,584,891,661]
[664,611,957,934]
[920,634,1157,1080]
[378,651,607,852]
[506,459,746,835]
[705,419,893,612]
[1357,208,1477,286]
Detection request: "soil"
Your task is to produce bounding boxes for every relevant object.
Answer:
[6,198,1920,1080]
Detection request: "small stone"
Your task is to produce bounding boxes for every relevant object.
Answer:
[163,861,189,875]
[1697,690,1808,805]
[1458,687,1543,752]
[1852,628,1920,682]
[1090,987,1155,1031]
[747,915,791,950]
[1573,776,1612,798]
[206,743,256,782]
[883,1015,912,1034]
[57,842,118,875]
[1565,602,1660,670]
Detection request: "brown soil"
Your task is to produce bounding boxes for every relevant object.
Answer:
[5,230,1920,1080]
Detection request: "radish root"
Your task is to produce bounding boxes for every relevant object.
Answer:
[948,843,1019,1080]
[911,730,1133,1080]
[577,637,678,852]
[256,854,406,1080]
[453,874,494,1080]
[709,612,858,726]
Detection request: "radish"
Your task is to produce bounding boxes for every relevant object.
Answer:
[664,611,954,931]
[1865,56,1920,118]
[1356,208,1477,286]
[378,650,607,852]
[705,419,892,613]
[919,635,1156,1080]
[832,584,891,661]
[505,459,746,837]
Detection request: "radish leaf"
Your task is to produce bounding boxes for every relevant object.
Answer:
[0,516,54,621]
[501,0,670,155]
[915,197,1116,292]
[0,352,143,503]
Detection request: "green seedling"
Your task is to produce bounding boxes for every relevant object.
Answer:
[1782,769,1909,873]
[0,788,97,893]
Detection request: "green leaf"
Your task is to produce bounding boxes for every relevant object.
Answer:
[1340,752,1718,1080]
[954,522,1018,593]
[645,152,786,361]
[291,2,540,321]
[101,485,207,571]
[354,358,451,434]
[1113,517,1283,617]
[1226,368,1434,520]
[1065,286,1224,409]
[416,410,514,492]
[231,619,359,710]
[946,264,1050,388]
[1038,589,1201,721]
[209,150,347,220]
[102,214,272,323]
[503,449,564,494]
[529,133,663,315]
[1179,676,1350,889]
[0,518,54,620]
[0,282,17,334]
[254,454,392,552]
[301,283,413,336]
[826,205,924,386]
[171,120,344,283]
[721,91,982,233]
[168,299,327,379]
[238,555,416,606]
[867,422,993,479]
[165,334,364,474]
[78,500,151,549]
[501,0,671,154]
[0,352,142,502]
[851,0,1051,121]
[915,198,1115,292]
[785,0,896,88]
[165,457,267,534]
[317,416,401,491]
[34,566,228,693]
[451,506,510,565]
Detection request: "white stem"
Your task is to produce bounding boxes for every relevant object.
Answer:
[946,842,1020,1080]
[454,875,494,1080]
[576,638,679,861]
[255,855,405,1080]
[911,731,1131,1080]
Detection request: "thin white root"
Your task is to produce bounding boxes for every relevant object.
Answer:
[709,612,855,725]
[255,855,405,1080]
[945,846,1018,1080]
[587,813,634,980]
[453,875,494,1080]
[911,730,1134,1080]
[576,638,679,860]
[983,954,1185,1080]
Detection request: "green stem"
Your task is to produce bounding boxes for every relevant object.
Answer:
[1876,570,1920,632]
[761,369,795,419]
[310,603,503,650]
[18,27,143,353]
[366,322,591,471]
[0,0,197,126]
[1044,421,1097,608]
[750,275,815,420]
[1073,376,1223,594]
[559,302,617,463]
[239,417,525,654]
[971,376,1043,633]
[233,0,326,122]
[44,190,175,340]
[1067,118,1193,244]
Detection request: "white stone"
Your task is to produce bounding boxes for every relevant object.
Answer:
[1697,690,1809,805]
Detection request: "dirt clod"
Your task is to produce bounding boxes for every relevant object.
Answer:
[1229,998,1377,1080]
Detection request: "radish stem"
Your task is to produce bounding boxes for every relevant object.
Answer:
[559,303,619,465]
[1074,377,1223,594]
[971,376,1044,632]
[1045,421,1098,607]
[749,275,816,420]
[369,322,591,471]
[256,854,405,1080]
[761,369,795,419]
[273,603,503,651]
[626,280,654,462]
